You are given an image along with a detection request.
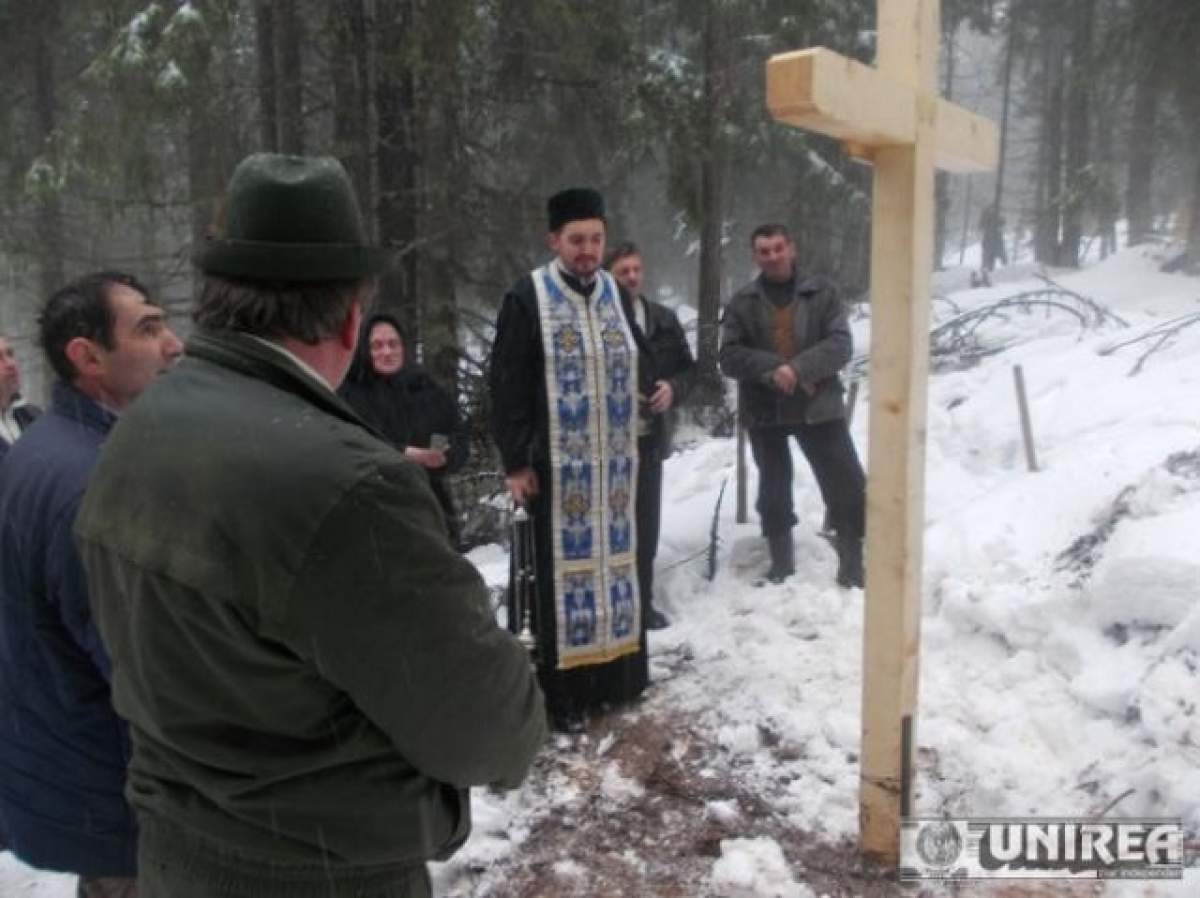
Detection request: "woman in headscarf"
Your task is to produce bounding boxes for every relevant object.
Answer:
[340,313,469,545]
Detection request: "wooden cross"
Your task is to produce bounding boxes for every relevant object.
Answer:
[765,0,999,866]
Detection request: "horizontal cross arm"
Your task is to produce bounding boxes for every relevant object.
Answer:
[766,48,999,174]
[933,98,999,173]
[767,48,915,149]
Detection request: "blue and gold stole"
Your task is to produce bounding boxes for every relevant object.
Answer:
[532,263,641,670]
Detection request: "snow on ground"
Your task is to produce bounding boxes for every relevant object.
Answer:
[4,245,1197,895]
[437,245,1200,895]
[712,838,818,898]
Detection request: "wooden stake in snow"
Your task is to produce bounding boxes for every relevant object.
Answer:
[1013,364,1039,472]
[736,389,748,524]
[766,0,999,865]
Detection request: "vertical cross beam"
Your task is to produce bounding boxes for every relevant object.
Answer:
[765,0,997,865]
[860,0,938,864]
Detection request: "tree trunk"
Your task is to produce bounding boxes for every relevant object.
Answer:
[934,23,956,270]
[414,0,462,391]
[958,174,973,266]
[1060,0,1095,268]
[1187,115,1200,268]
[1035,8,1067,265]
[986,4,1016,268]
[32,0,64,301]
[255,1,278,151]
[330,0,373,225]
[1125,58,1161,246]
[375,0,420,341]
[184,26,218,287]
[1092,75,1120,260]
[274,0,304,154]
[694,0,726,408]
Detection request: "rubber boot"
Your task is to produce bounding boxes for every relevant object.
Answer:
[835,535,864,588]
[764,529,795,584]
[644,605,671,630]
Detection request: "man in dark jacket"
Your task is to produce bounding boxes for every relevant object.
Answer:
[719,223,865,588]
[606,241,695,629]
[0,333,42,459]
[75,154,546,898]
[0,272,182,897]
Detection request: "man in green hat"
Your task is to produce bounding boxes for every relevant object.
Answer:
[76,154,546,898]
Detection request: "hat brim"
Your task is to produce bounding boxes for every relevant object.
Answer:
[195,239,388,282]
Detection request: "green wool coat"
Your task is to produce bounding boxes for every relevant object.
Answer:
[75,330,546,895]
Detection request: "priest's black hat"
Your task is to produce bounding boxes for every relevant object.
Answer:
[547,187,606,232]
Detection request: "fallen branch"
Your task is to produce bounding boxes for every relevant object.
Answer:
[1097,310,1200,376]
[850,283,1127,376]
[706,479,728,582]
[1034,273,1130,328]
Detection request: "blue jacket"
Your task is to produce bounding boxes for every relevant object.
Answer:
[0,381,136,876]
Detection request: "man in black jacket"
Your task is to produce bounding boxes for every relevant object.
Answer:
[606,242,695,629]
[719,224,865,588]
[0,333,41,459]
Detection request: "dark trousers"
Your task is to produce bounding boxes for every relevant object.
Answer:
[748,419,865,541]
[636,437,663,617]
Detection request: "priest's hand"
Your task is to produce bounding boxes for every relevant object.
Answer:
[405,446,447,469]
[649,380,674,414]
[771,364,798,395]
[506,467,539,504]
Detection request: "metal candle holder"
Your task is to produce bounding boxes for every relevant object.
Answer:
[511,503,539,664]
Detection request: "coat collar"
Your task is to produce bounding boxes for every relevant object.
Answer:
[185,329,369,431]
[50,380,118,436]
[635,294,655,338]
[754,269,823,302]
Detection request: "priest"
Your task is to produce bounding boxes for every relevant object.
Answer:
[488,188,650,733]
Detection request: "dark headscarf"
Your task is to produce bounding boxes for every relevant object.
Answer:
[344,312,407,387]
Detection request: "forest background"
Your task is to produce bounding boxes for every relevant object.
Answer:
[1,0,1197,526]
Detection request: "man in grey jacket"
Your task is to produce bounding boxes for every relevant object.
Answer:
[719,224,865,587]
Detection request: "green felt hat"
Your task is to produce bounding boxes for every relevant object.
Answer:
[195,153,386,282]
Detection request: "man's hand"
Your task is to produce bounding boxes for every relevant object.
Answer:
[649,380,674,414]
[800,381,816,397]
[506,467,539,504]
[771,364,798,395]
[404,446,448,469]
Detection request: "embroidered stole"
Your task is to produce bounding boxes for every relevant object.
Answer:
[532,264,641,670]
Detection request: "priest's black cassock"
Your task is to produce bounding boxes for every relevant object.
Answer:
[489,266,656,728]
